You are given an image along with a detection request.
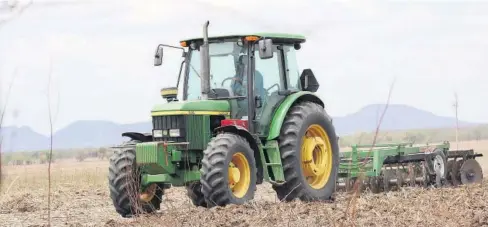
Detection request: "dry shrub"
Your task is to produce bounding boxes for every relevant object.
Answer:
[0,192,37,213]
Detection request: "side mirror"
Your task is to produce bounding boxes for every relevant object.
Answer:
[258,39,273,59]
[154,45,164,66]
[299,69,320,92]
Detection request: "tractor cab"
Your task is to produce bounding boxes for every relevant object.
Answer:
[154,29,319,137]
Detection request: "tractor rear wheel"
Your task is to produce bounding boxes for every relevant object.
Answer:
[108,143,163,218]
[200,133,257,207]
[273,101,339,202]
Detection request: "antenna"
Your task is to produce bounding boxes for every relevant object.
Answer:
[453,92,459,150]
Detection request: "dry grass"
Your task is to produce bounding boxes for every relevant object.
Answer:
[0,140,487,227]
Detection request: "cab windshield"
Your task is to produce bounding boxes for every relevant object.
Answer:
[185,40,249,100]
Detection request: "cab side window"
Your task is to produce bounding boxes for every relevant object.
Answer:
[283,45,301,90]
[254,45,283,98]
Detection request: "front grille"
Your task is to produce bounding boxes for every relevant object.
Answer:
[152,114,213,150]
[152,115,187,143]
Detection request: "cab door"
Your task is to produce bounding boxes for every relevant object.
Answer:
[253,44,287,136]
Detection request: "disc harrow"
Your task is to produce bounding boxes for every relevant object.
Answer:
[336,141,483,193]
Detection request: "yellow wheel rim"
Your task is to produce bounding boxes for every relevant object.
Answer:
[228,152,251,198]
[139,183,157,202]
[300,124,333,189]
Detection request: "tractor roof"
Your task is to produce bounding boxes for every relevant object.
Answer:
[181,33,306,44]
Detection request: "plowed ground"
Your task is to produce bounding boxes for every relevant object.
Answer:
[1,140,487,227]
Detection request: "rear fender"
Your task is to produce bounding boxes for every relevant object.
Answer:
[267,91,325,140]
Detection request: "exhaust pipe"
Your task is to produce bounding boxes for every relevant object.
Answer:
[200,21,211,100]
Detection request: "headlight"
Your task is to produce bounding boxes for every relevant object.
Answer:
[153,130,163,138]
[169,129,180,137]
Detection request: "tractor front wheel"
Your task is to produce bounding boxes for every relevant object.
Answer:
[273,101,339,202]
[200,133,257,207]
[186,182,207,207]
[108,143,163,218]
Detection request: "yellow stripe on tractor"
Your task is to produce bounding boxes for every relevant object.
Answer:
[151,111,230,116]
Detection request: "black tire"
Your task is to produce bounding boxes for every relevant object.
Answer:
[200,133,257,207]
[272,101,339,202]
[186,182,207,207]
[430,148,447,187]
[108,143,163,218]
[432,148,448,179]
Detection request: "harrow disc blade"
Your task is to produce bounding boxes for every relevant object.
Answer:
[460,159,483,185]
[408,163,416,187]
[382,170,392,192]
[452,160,464,185]
[369,176,380,193]
[446,160,455,186]
[422,162,431,187]
[396,168,404,189]
[448,160,462,186]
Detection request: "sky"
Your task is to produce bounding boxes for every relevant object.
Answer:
[1,0,488,136]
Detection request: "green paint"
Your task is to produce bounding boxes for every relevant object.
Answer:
[141,171,200,187]
[151,100,230,113]
[142,173,171,185]
[136,142,175,174]
[136,141,205,186]
[257,143,270,182]
[262,140,285,183]
[186,115,211,150]
[181,33,306,43]
[189,150,198,163]
[267,91,324,140]
[136,142,159,164]
[338,142,451,178]
[180,170,201,186]
[150,115,213,151]
[171,150,182,162]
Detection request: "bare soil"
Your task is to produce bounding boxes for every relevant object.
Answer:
[1,139,487,227]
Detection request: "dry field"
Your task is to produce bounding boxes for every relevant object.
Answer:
[0,140,487,227]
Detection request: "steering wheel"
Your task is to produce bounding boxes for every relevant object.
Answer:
[267,83,280,92]
[221,77,236,87]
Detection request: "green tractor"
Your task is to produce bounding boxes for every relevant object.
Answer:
[108,21,340,217]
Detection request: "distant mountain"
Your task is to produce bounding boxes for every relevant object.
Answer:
[332,104,477,136]
[0,104,482,152]
[1,121,152,152]
[0,126,49,152]
[50,120,152,150]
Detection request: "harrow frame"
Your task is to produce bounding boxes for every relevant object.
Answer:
[336,141,484,192]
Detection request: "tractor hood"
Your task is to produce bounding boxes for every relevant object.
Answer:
[151,100,230,116]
